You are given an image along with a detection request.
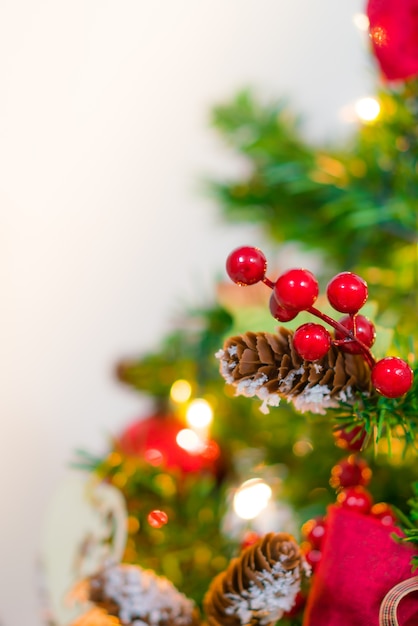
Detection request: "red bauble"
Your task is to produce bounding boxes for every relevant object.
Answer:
[326,272,368,314]
[337,486,373,515]
[118,413,221,476]
[330,456,372,490]
[304,548,322,571]
[147,510,168,528]
[367,0,418,81]
[226,246,267,286]
[371,357,414,398]
[240,531,261,551]
[273,268,318,311]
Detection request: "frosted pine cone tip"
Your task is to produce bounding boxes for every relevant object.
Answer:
[216,327,371,415]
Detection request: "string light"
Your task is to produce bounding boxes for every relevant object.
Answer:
[186,398,213,429]
[233,478,272,520]
[352,13,370,32]
[176,428,204,453]
[170,379,192,404]
[355,97,381,122]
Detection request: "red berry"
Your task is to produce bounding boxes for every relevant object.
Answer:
[293,323,331,361]
[329,456,372,490]
[301,516,327,548]
[304,548,322,570]
[326,272,368,313]
[370,502,397,527]
[371,357,413,398]
[226,246,267,286]
[337,486,373,514]
[273,268,318,311]
[333,424,367,451]
[240,531,260,550]
[147,510,168,528]
[335,314,376,354]
[269,293,298,322]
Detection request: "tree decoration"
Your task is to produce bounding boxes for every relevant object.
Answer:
[218,245,416,446]
[367,0,418,81]
[216,327,371,415]
[203,532,310,626]
[71,561,200,626]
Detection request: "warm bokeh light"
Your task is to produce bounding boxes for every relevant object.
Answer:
[355,97,380,122]
[293,439,314,457]
[186,398,213,429]
[170,379,192,403]
[233,478,272,520]
[176,428,203,453]
[352,13,370,32]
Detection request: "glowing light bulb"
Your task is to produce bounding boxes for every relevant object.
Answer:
[186,398,213,429]
[355,97,380,122]
[233,478,272,520]
[352,13,369,31]
[176,428,203,453]
[170,379,192,403]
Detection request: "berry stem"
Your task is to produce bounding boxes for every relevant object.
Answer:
[262,277,275,289]
[307,306,376,369]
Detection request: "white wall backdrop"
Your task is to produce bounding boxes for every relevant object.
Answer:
[0,1,372,624]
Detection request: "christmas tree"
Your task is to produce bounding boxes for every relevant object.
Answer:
[60,1,418,625]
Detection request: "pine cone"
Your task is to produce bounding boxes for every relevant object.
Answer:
[216,326,371,414]
[78,562,200,626]
[203,532,310,626]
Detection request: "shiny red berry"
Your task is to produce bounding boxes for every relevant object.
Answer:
[329,456,372,490]
[335,314,376,354]
[326,272,368,313]
[301,516,326,548]
[269,293,298,322]
[304,548,322,570]
[337,486,373,514]
[293,323,331,361]
[240,531,260,551]
[333,424,367,451]
[371,357,413,398]
[273,268,318,311]
[226,246,267,286]
[370,503,397,527]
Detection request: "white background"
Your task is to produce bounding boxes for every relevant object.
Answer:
[0,1,373,624]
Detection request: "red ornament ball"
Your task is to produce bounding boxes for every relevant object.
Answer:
[273,268,318,312]
[293,323,331,361]
[334,314,376,354]
[118,413,221,476]
[226,246,267,286]
[367,0,418,81]
[147,509,168,528]
[301,516,327,549]
[333,424,368,452]
[326,272,368,314]
[269,293,298,322]
[371,357,414,398]
[337,486,373,515]
[330,456,372,490]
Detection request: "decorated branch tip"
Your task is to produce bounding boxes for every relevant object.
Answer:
[223,246,413,400]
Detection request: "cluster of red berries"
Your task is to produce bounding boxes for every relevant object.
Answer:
[301,454,396,571]
[226,246,414,399]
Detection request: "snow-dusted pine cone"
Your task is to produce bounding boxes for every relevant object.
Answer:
[203,532,310,626]
[72,562,200,626]
[216,326,371,414]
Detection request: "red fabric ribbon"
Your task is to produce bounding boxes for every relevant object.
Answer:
[367,0,418,81]
[303,505,418,626]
